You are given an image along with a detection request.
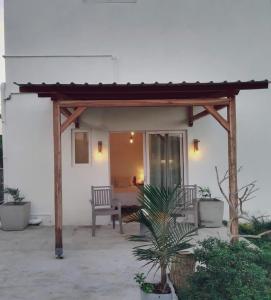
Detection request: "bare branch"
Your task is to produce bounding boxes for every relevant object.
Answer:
[233,230,271,240]
[215,166,261,241]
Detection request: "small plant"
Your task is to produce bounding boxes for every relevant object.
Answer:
[134,273,154,294]
[198,186,211,198]
[178,238,270,300]
[4,188,25,204]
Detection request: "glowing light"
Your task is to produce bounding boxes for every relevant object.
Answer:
[193,139,200,152]
[131,131,135,136]
[189,142,203,161]
[94,150,105,161]
[94,143,106,162]
[129,137,134,144]
[137,168,144,183]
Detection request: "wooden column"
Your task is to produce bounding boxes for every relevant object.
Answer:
[187,106,193,127]
[227,97,239,241]
[53,101,63,258]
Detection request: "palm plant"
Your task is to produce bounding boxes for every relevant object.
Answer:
[127,185,196,294]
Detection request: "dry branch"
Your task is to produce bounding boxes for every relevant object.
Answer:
[215,166,259,242]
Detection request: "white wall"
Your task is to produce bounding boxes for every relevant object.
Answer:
[2,94,54,224]
[3,0,271,224]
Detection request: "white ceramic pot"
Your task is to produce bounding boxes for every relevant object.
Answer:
[0,202,31,230]
[140,289,172,300]
[199,198,224,228]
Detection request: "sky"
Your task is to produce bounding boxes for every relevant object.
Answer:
[0,0,5,84]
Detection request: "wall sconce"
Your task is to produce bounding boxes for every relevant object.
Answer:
[98,141,103,153]
[193,139,200,152]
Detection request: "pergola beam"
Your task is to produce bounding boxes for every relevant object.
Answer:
[204,105,230,131]
[58,98,230,108]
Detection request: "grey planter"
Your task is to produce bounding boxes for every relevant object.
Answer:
[199,198,224,228]
[0,202,31,231]
[140,289,172,300]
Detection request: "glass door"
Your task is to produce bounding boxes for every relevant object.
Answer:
[146,132,186,188]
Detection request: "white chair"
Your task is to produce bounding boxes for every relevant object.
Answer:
[172,185,199,228]
[90,186,123,236]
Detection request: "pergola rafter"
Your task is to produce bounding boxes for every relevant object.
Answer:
[16,80,269,257]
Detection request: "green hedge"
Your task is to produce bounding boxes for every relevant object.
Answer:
[177,238,270,300]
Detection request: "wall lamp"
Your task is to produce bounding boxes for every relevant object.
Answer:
[193,139,200,152]
[98,141,103,153]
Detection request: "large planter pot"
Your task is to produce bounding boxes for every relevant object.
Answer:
[140,289,172,300]
[0,202,31,231]
[170,251,195,290]
[199,198,224,228]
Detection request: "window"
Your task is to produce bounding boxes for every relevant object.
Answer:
[72,130,90,165]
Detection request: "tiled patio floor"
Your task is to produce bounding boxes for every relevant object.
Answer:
[0,223,228,300]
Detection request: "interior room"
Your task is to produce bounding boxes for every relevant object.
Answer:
[109,132,144,210]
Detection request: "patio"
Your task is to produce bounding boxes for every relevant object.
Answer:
[0,223,228,300]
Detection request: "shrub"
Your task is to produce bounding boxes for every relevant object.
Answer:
[178,238,270,300]
[239,217,271,236]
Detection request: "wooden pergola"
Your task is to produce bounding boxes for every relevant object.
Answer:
[17,80,269,258]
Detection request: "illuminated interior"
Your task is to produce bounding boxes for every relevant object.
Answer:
[109,132,144,208]
[110,132,144,186]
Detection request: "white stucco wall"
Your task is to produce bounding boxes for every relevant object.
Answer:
[2,0,271,225]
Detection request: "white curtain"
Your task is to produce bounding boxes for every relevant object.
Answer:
[149,133,183,188]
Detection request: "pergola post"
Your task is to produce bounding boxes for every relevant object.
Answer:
[227,97,239,241]
[53,101,63,258]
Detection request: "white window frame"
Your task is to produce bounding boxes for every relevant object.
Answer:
[71,129,91,167]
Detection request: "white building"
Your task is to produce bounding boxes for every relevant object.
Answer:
[2,0,271,228]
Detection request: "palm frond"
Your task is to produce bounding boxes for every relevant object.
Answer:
[129,184,196,288]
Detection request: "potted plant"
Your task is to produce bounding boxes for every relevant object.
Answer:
[198,186,224,228]
[0,187,31,230]
[128,185,196,300]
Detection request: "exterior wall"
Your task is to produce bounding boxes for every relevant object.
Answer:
[2,0,271,225]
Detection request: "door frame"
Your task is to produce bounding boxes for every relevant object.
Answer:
[144,130,188,186]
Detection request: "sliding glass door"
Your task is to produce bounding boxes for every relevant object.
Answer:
[147,132,186,188]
